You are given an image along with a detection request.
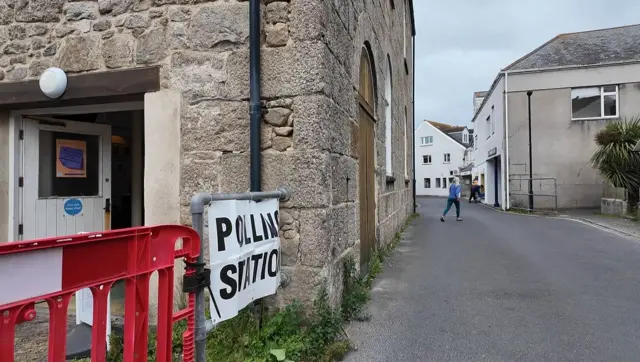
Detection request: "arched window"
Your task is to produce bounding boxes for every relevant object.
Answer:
[385,55,392,176]
[359,48,375,108]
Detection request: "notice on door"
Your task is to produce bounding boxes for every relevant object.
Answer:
[56,139,87,178]
[207,198,281,324]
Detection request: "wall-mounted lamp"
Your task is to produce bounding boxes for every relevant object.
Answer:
[39,67,67,99]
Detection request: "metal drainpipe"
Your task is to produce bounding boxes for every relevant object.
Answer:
[249,0,261,192]
[527,90,534,210]
[412,35,416,213]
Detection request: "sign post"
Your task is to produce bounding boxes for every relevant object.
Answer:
[190,187,291,362]
[207,198,281,324]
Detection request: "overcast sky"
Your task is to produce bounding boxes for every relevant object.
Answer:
[413,1,640,129]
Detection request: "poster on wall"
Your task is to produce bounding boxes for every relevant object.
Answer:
[56,139,87,178]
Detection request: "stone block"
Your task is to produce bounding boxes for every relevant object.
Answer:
[6,66,26,80]
[225,41,326,100]
[15,0,64,23]
[3,41,29,54]
[64,2,98,21]
[266,23,288,47]
[179,156,219,206]
[262,151,331,208]
[289,0,325,41]
[102,35,134,68]
[264,107,291,127]
[169,51,226,101]
[58,35,102,72]
[330,155,357,205]
[93,19,112,32]
[31,37,45,50]
[275,265,323,306]
[181,100,249,153]
[218,152,249,193]
[43,43,56,56]
[136,27,167,64]
[124,13,150,28]
[327,204,357,257]
[0,2,13,25]
[298,208,330,267]
[187,3,249,51]
[98,0,134,16]
[8,24,26,40]
[169,6,190,22]
[27,24,49,36]
[266,1,288,24]
[28,58,51,77]
[292,95,352,155]
[272,136,292,151]
[273,127,292,137]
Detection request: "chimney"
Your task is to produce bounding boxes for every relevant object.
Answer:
[473,91,488,113]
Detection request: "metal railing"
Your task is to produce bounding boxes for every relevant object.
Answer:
[509,177,558,213]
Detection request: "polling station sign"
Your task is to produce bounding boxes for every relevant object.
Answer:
[208,198,281,324]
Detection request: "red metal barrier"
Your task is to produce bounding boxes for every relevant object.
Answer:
[0,225,200,362]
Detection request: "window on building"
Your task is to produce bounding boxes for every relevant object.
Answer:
[424,178,430,188]
[449,177,454,184]
[421,136,433,145]
[491,106,495,134]
[403,0,407,59]
[444,153,451,163]
[571,85,619,120]
[442,178,447,188]
[463,133,468,143]
[435,178,441,188]
[385,56,393,176]
[486,115,491,139]
[474,134,478,149]
[422,155,431,164]
[404,106,408,178]
[449,171,454,175]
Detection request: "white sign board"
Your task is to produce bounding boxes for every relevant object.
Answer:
[208,198,281,324]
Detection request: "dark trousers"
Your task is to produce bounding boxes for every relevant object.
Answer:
[443,198,460,218]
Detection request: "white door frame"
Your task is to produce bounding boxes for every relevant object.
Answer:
[8,101,143,241]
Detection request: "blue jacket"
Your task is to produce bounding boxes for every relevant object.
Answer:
[448,183,461,199]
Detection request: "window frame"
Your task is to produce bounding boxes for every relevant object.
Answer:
[424,178,430,188]
[443,153,451,164]
[571,85,619,121]
[442,177,447,188]
[420,136,433,145]
[435,178,441,188]
[485,115,491,139]
[422,154,431,164]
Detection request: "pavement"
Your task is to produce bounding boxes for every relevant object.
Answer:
[344,197,640,362]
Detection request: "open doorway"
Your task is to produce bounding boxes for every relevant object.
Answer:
[18,109,144,240]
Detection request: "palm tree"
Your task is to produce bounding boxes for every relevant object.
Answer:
[591,116,640,213]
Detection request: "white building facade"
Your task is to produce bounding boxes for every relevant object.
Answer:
[415,121,468,197]
[471,76,507,209]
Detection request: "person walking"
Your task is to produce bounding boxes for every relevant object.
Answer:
[441,177,463,222]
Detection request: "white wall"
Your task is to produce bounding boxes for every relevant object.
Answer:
[415,122,466,196]
[471,76,507,208]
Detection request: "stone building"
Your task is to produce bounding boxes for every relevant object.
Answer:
[0,0,416,309]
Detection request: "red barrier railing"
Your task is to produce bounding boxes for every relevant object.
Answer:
[0,225,200,362]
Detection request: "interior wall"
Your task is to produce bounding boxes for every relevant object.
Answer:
[0,110,9,242]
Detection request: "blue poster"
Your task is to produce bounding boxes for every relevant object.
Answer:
[59,146,84,170]
[64,198,83,216]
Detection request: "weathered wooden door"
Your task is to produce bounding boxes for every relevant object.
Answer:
[359,107,376,272]
[358,46,377,273]
[22,117,112,240]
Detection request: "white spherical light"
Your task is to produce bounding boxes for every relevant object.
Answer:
[39,67,67,99]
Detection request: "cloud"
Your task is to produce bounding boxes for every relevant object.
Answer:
[414,0,640,128]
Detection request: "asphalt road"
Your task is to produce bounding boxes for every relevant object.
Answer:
[344,197,640,362]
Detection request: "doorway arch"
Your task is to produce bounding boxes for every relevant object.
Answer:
[358,45,377,273]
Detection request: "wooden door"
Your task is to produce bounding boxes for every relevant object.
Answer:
[22,117,112,240]
[359,106,376,272]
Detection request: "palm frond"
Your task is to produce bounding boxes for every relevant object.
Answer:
[591,116,640,191]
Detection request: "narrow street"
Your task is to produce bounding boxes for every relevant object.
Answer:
[345,197,640,361]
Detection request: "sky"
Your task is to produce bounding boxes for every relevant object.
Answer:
[413,1,640,129]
